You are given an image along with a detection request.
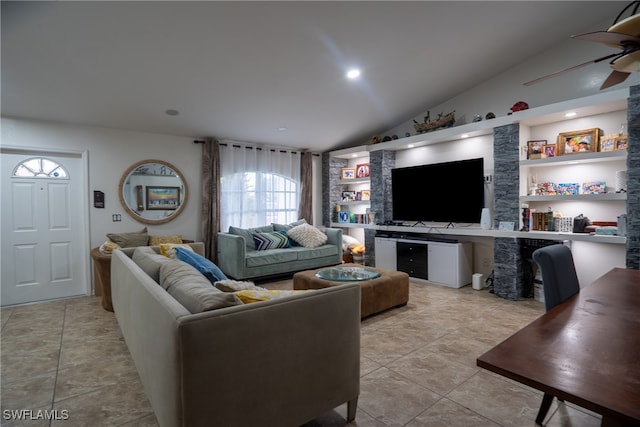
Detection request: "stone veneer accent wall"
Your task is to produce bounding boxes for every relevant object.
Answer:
[627,86,640,269]
[365,150,396,265]
[321,152,347,227]
[369,150,395,224]
[492,123,526,300]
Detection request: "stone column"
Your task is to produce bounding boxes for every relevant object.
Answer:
[368,150,395,266]
[369,150,395,224]
[321,152,347,227]
[626,85,640,268]
[492,123,526,300]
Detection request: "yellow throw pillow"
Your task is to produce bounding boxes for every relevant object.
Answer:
[234,289,311,304]
[99,240,121,255]
[159,243,194,258]
[149,234,183,246]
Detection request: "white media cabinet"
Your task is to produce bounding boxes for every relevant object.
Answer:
[375,236,472,288]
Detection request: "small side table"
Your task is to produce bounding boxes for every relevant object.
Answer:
[90,247,113,312]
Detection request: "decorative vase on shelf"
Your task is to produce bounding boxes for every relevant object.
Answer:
[480,208,491,230]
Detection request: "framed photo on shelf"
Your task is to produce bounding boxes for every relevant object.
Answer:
[356,163,370,178]
[341,191,355,201]
[557,128,599,155]
[543,144,556,158]
[340,167,355,180]
[599,134,617,152]
[615,136,628,151]
[527,140,546,159]
[581,181,606,194]
[361,190,371,201]
[146,186,180,210]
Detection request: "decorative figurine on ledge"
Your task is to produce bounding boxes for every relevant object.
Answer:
[521,205,530,232]
[413,110,456,134]
[508,101,529,115]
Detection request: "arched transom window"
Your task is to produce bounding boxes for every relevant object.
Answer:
[12,157,69,179]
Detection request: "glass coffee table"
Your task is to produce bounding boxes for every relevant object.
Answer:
[315,266,381,282]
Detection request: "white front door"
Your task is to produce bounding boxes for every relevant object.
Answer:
[1,151,88,306]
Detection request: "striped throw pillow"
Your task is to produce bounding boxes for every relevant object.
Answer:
[252,230,291,251]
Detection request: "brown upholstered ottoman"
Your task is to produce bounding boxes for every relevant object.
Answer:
[293,263,409,319]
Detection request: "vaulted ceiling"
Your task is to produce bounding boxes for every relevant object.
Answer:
[1,1,627,152]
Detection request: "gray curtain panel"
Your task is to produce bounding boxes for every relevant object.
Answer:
[298,151,313,223]
[201,138,221,261]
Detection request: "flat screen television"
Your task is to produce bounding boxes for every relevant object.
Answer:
[391,158,485,225]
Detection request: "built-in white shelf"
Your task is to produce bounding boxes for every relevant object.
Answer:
[519,150,627,167]
[339,177,370,185]
[327,87,631,245]
[372,224,625,244]
[336,200,370,206]
[329,145,369,159]
[332,88,630,153]
[330,222,376,229]
[520,193,626,202]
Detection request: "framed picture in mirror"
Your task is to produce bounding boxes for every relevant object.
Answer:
[146,186,180,210]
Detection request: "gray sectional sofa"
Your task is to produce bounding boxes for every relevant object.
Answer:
[111,242,361,427]
[216,222,343,280]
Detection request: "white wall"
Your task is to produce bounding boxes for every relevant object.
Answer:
[383,17,640,141]
[392,136,495,279]
[1,118,202,250]
[1,118,327,250]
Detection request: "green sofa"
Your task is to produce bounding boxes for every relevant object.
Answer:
[216,223,343,280]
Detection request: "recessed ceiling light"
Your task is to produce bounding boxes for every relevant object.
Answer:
[346,69,361,79]
[407,144,415,148]
[565,112,577,117]
[461,134,469,138]
[165,109,179,116]
[277,126,288,132]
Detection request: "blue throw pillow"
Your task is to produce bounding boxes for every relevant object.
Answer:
[174,247,228,284]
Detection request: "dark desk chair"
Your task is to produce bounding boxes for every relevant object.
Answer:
[532,243,581,425]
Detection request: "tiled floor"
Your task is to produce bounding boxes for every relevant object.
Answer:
[1,279,602,426]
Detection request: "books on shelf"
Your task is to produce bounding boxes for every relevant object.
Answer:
[336,211,373,224]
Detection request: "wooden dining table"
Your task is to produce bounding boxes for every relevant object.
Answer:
[477,267,640,426]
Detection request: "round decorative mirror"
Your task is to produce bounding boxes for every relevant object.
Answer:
[118,159,188,225]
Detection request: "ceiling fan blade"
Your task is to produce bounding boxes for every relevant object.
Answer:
[523,53,620,86]
[573,30,640,46]
[600,69,631,89]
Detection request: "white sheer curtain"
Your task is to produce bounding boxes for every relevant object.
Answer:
[219,140,301,231]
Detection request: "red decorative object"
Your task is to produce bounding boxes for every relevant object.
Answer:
[508,101,529,115]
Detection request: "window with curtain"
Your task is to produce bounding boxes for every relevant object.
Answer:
[219,141,301,231]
